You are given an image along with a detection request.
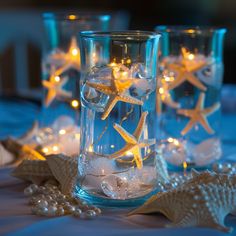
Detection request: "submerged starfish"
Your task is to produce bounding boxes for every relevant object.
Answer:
[157,80,180,114]
[50,37,81,75]
[167,48,207,91]
[177,93,220,135]
[110,111,156,169]
[87,66,143,120]
[42,70,72,107]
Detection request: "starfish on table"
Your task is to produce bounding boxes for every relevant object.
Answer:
[167,48,207,91]
[42,70,72,107]
[110,111,156,169]
[50,36,81,75]
[177,92,220,135]
[86,65,143,120]
[157,80,180,114]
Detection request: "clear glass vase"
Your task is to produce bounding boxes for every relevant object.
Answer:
[155,26,226,169]
[77,31,160,206]
[38,13,110,156]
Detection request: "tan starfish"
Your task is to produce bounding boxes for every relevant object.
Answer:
[167,48,207,91]
[42,70,72,107]
[50,37,81,75]
[157,79,180,114]
[110,111,156,169]
[177,93,220,135]
[86,65,143,120]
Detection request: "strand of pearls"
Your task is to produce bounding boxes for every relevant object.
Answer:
[24,182,101,219]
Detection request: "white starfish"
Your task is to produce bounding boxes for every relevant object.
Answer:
[177,92,220,135]
[110,111,156,169]
[87,65,143,120]
[167,48,207,91]
[50,36,81,75]
[42,69,72,107]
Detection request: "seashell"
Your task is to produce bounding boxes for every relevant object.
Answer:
[155,151,169,183]
[0,142,15,166]
[129,170,236,233]
[46,154,78,195]
[11,160,53,185]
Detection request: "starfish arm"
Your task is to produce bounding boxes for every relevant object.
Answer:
[57,89,73,98]
[110,144,134,159]
[119,94,143,105]
[186,73,207,91]
[191,61,208,72]
[139,139,156,148]
[168,73,186,90]
[101,96,119,120]
[55,63,71,76]
[42,80,52,89]
[86,82,113,95]
[203,102,220,116]
[196,92,205,109]
[44,90,56,107]
[198,115,215,134]
[133,111,148,140]
[113,79,133,93]
[113,123,137,144]
[132,147,143,169]
[177,109,195,117]
[49,52,67,62]
[180,118,197,136]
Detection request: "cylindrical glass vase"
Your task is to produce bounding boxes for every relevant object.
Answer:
[155,26,226,169]
[38,13,110,156]
[77,31,160,206]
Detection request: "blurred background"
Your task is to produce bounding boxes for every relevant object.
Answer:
[0,0,235,99]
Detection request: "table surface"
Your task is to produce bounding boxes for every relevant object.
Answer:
[1,87,236,236]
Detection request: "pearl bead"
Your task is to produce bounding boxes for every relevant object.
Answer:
[85,210,97,219]
[91,207,102,215]
[37,199,48,208]
[47,206,57,216]
[73,208,82,217]
[56,206,65,216]
[29,184,38,192]
[65,205,75,213]
[24,187,34,196]
[36,206,48,216]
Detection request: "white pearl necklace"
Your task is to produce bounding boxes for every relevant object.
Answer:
[24,182,101,219]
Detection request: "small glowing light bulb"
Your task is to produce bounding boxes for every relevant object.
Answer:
[88,145,93,152]
[110,145,115,148]
[42,147,49,153]
[173,139,179,146]
[52,145,59,152]
[126,151,133,156]
[71,99,79,108]
[188,53,195,60]
[68,14,76,20]
[183,161,187,169]
[59,129,66,135]
[159,87,164,94]
[54,76,60,82]
[71,48,78,56]
[167,137,174,143]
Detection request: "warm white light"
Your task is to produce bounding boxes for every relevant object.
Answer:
[88,145,93,152]
[110,145,115,148]
[59,129,66,135]
[167,137,174,143]
[159,87,164,94]
[52,145,59,152]
[42,147,49,153]
[54,76,60,82]
[71,99,79,108]
[71,48,78,56]
[183,161,187,169]
[126,151,133,156]
[188,53,195,60]
[173,139,179,146]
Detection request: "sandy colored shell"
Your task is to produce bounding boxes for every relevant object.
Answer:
[46,154,78,195]
[11,160,53,185]
[129,170,236,233]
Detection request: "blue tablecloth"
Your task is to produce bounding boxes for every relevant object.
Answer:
[1,86,236,236]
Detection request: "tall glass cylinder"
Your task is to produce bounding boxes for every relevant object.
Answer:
[38,13,110,156]
[77,31,160,206]
[155,26,226,169]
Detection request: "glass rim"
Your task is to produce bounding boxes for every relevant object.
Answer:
[80,30,161,40]
[42,12,111,22]
[155,25,227,34]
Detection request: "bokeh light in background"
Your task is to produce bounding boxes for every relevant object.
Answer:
[0,0,235,97]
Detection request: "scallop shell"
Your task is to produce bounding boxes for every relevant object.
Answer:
[129,170,236,233]
[11,160,53,185]
[46,154,78,195]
